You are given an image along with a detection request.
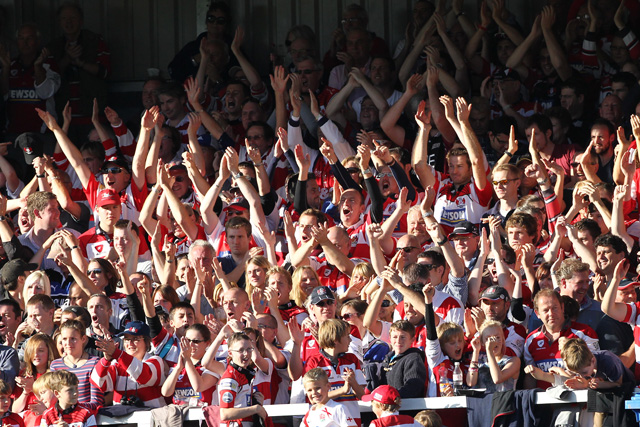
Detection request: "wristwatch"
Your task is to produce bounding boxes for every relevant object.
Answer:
[362,168,372,175]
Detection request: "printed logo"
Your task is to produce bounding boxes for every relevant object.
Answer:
[221,391,233,404]
[537,340,545,348]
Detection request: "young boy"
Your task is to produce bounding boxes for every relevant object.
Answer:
[362,385,423,427]
[40,371,96,427]
[219,332,268,427]
[382,320,427,398]
[23,372,57,427]
[414,410,443,427]
[302,368,357,427]
[0,379,25,427]
[304,319,366,426]
[424,285,466,397]
[525,338,634,389]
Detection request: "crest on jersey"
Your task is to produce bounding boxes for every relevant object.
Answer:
[221,392,233,403]
[537,340,545,348]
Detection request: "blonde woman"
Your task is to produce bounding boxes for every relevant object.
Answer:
[23,271,51,308]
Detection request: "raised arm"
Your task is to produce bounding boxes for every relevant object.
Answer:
[602,259,632,322]
[412,101,436,188]
[230,27,265,95]
[380,74,423,147]
[540,6,572,81]
[456,98,488,190]
[36,109,93,188]
[132,106,159,191]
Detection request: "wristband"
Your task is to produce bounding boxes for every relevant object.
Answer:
[422,211,434,218]
[166,258,173,264]
[386,159,396,167]
[362,168,372,175]
[232,172,244,180]
[36,174,45,178]
[456,12,464,18]
[253,162,264,167]
[195,109,204,114]
[70,245,79,250]
[504,151,513,158]
[537,178,548,185]
[436,236,448,246]
[478,25,487,32]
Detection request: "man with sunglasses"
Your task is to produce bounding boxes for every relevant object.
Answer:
[168,1,236,84]
[38,108,154,226]
[482,164,521,227]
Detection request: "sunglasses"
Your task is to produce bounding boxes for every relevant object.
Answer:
[314,300,334,307]
[246,134,265,141]
[174,176,186,183]
[206,15,227,24]
[257,324,275,329]
[423,264,437,271]
[398,246,418,253]
[345,167,360,174]
[87,268,103,275]
[381,300,391,308]
[186,338,205,344]
[376,172,394,179]
[492,179,517,186]
[341,313,358,321]
[103,167,124,174]
[295,69,318,75]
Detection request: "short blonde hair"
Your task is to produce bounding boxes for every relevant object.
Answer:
[33,371,57,396]
[436,322,464,348]
[23,270,51,303]
[561,338,593,371]
[415,410,443,427]
[303,367,329,385]
[318,319,350,349]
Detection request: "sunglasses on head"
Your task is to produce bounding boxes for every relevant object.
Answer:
[103,167,123,174]
[206,15,227,24]
[315,300,334,307]
[376,172,394,179]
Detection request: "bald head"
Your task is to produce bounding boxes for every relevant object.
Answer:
[222,287,250,321]
[327,226,352,256]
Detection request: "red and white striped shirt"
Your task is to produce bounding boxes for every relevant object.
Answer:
[90,349,166,408]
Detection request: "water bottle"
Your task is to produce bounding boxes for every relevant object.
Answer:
[453,362,463,393]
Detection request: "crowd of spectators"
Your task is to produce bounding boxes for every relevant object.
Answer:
[0,0,639,426]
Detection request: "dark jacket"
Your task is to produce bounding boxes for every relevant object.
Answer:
[381,347,426,398]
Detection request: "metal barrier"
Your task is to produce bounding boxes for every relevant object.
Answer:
[95,390,590,427]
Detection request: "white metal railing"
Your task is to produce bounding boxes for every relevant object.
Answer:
[95,390,590,427]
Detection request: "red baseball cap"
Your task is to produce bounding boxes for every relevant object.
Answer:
[96,189,121,207]
[361,385,400,405]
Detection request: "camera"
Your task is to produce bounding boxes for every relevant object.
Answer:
[120,394,144,407]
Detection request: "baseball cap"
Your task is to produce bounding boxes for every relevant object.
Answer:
[480,285,510,302]
[15,132,44,165]
[493,68,521,82]
[448,221,479,239]
[228,65,243,79]
[361,385,401,405]
[224,196,250,212]
[308,286,335,305]
[619,279,640,290]
[103,156,130,173]
[96,189,121,207]
[117,320,150,338]
[0,259,39,285]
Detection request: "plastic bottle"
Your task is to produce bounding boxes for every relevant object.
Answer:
[438,366,452,396]
[453,362,463,392]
